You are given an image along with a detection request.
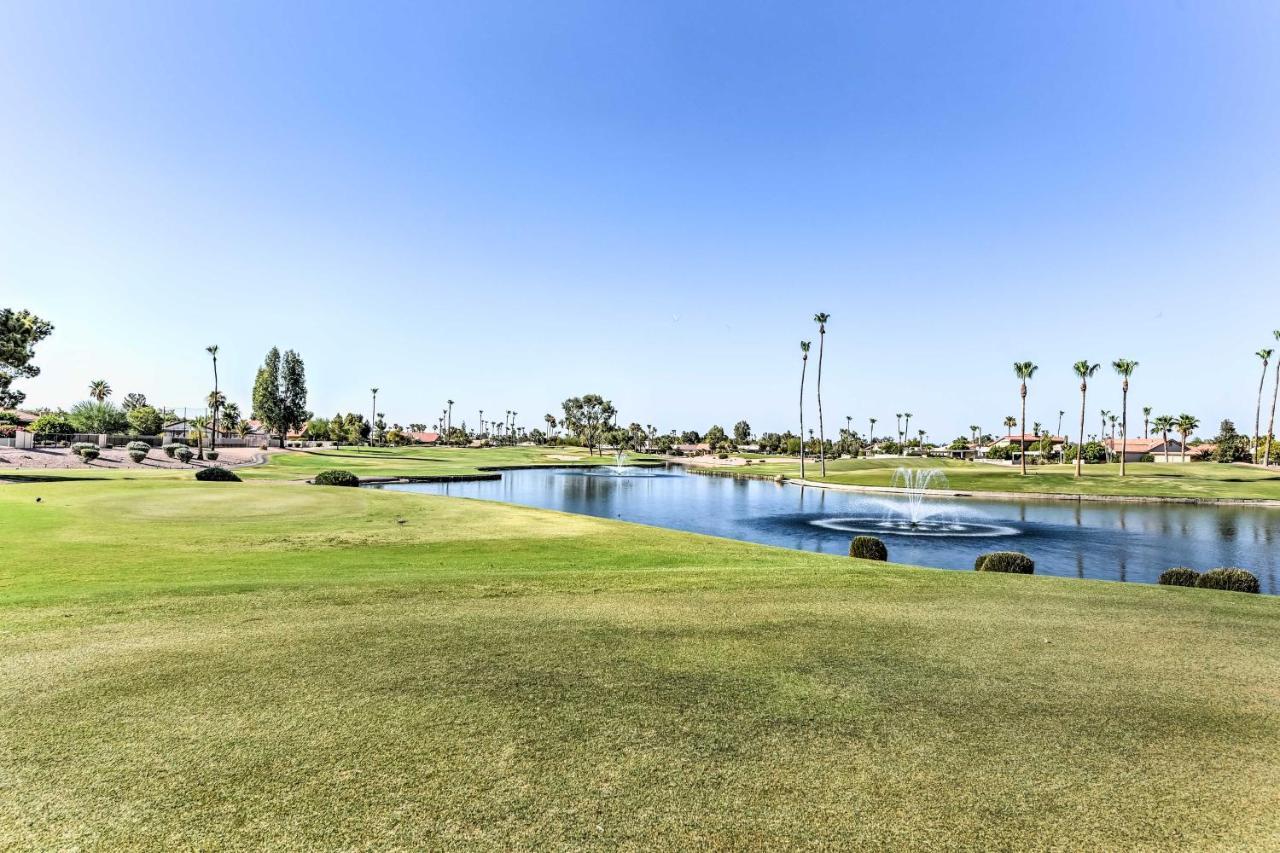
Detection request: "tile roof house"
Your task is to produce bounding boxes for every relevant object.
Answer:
[1104,437,1186,461]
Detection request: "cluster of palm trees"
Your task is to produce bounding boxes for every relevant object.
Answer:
[1253,330,1280,466]
[797,313,832,478]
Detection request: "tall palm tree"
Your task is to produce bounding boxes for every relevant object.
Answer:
[370,388,378,446]
[799,341,811,478]
[1142,406,1152,439]
[1056,410,1065,439]
[1176,414,1199,463]
[1072,361,1100,477]
[222,401,241,427]
[88,379,111,402]
[511,411,518,446]
[1013,362,1038,475]
[1111,359,1138,476]
[1253,349,1273,463]
[868,418,877,455]
[206,345,219,453]
[446,400,454,434]
[813,313,830,476]
[1003,415,1017,439]
[969,424,980,456]
[545,413,556,440]
[895,413,902,449]
[1266,330,1280,467]
[1152,415,1175,462]
[902,413,912,457]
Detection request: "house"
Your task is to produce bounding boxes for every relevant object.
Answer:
[984,434,1066,460]
[407,431,440,445]
[674,442,712,456]
[0,409,38,428]
[1103,437,1185,462]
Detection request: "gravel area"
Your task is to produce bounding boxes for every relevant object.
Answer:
[0,446,266,470]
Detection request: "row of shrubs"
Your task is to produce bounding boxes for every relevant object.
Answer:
[1158,566,1260,593]
[850,538,1260,594]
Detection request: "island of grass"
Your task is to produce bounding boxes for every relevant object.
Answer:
[3,477,1278,848]
[703,456,1280,502]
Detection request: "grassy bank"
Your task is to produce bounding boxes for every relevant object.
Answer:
[730,456,1280,501]
[3,478,1278,849]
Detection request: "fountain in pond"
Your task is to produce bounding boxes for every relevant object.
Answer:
[809,466,1017,538]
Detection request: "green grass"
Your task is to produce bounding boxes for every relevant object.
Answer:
[738,456,1280,501]
[3,478,1278,849]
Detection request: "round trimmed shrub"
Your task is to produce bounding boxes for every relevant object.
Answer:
[313,469,360,487]
[127,449,148,463]
[173,446,194,463]
[162,443,181,458]
[126,440,151,453]
[80,446,100,462]
[195,466,241,482]
[1195,568,1260,594]
[206,450,219,461]
[974,551,1035,574]
[1158,567,1200,587]
[849,536,888,561]
[70,442,96,457]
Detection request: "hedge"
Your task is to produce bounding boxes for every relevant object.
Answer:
[1195,568,1260,594]
[974,551,1035,574]
[848,536,888,561]
[1158,567,1200,587]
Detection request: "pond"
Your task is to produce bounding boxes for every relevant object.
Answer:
[377,466,1280,593]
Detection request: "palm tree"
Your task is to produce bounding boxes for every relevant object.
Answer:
[190,414,210,460]
[1266,330,1280,467]
[1072,361,1100,477]
[1142,406,1152,439]
[206,345,220,454]
[88,379,111,402]
[235,419,252,439]
[545,413,557,441]
[902,413,912,457]
[969,425,980,456]
[1176,414,1199,463]
[370,388,378,446]
[1153,415,1175,462]
[222,401,241,427]
[1056,410,1064,439]
[798,341,811,476]
[1013,362,1038,475]
[479,409,484,438]
[895,413,902,449]
[511,411,518,446]
[1003,415,1017,439]
[868,418,877,455]
[1254,349,1274,463]
[446,399,454,433]
[1111,359,1139,476]
[813,313,830,476]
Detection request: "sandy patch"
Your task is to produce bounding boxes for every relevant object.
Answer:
[0,446,264,471]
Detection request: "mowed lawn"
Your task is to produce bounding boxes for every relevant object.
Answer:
[740,456,1280,501]
[3,479,1279,849]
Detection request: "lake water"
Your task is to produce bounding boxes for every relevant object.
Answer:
[379,466,1280,593]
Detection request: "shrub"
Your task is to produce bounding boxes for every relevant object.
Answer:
[70,442,97,456]
[162,443,181,458]
[195,466,241,482]
[1195,568,1260,594]
[1158,567,1200,587]
[127,449,148,463]
[79,446,100,462]
[206,450,219,461]
[849,536,888,561]
[30,412,76,438]
[974,551,1035,574]
[125,440,151,452]
[313,469,360,487]
[174,446,194,463]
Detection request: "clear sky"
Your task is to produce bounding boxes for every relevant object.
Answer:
[3,2,1278,440]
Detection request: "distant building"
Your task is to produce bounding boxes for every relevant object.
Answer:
[407,431,440,445]
[1103,437,1186,462]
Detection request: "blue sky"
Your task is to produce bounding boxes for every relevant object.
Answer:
[3,2,1279,439]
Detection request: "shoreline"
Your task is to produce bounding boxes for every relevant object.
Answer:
[669,464,1280,508]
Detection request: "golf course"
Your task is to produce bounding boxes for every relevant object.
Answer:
[3,456,1279,848]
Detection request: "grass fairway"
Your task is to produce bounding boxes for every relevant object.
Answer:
[737,456,1280,501]
[3,479,1279,849]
